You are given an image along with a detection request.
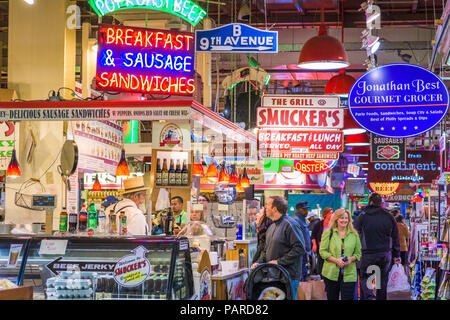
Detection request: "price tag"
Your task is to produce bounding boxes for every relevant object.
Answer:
[39,239,68,255]
[7,244,23,268]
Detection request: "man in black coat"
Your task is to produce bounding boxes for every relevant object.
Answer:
[354,193,401,300]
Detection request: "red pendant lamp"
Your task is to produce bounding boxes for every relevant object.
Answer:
[218,162,230,184]
[240,168,250,188]
[345,133,370,146]
[115,148,130,177]
[92,174,102,191]
[229,165,239,185]
[206,157,218,182]
[298,24,349,70]
[236,175,244,192]
[7,149,21,177]
[324,69,356,94]
[343,109,367,135]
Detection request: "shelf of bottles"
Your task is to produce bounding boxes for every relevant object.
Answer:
[154,151,190,188]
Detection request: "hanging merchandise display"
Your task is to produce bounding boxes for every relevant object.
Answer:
[348,64,450,138]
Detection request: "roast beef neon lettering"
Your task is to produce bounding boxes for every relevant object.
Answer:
[88,0,206,26]
[96,25,196,96]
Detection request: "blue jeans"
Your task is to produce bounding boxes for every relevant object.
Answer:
[291,279,300,300]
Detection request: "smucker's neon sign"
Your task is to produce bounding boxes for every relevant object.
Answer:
[96,25,196,96]
[88,0,207,26]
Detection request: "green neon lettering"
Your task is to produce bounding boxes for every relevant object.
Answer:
[88,0,206,26]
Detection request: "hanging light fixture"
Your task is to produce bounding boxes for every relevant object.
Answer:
[342,110,367,135]
[218,161,230,184]
[192,151,204,176]
[324,69,356,95]
[7,149,21,178]
[240,168,250,188]
[238,0,251,21]
[115,148,130,177]
[206,156,218,183]
[92,174,102,191]
[345,133,370,146]
[298,25,349,70]
[236,175,245,193]
[229,165,239,185]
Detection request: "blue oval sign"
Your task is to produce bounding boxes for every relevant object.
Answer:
[348,64,449,138]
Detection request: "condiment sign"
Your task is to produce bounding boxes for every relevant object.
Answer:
[96,25,195,96]
[348,64,449,138]
[88,0,206,26]
[258,130,343,159]
[368,150,440,183]
[195,23,278,53]
[370,134,406,162]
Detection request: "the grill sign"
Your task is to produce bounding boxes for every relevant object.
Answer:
[258,130,343,159]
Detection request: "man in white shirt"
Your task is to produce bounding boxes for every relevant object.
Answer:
[106,176,149,236]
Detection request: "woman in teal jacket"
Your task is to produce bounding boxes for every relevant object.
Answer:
[320,208,362,300]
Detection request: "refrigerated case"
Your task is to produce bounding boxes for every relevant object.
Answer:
[0,235,194,300]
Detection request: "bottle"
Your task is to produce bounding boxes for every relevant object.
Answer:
[168,159,176,186]
[161,159,168,186]
[175,159,182,186]
[156,158,162,186]
[182,160,189,186]
[68,206,78,233]
[78,205,88,232]
[59,207,68,232]
[109,209,117,234]
[238,249,246,269]
[97,206,106,233]
[165,208,174,236]
[119,211,127,235]
[88,203,98,231]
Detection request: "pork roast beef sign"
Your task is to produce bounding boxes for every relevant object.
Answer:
[348,64,449,138]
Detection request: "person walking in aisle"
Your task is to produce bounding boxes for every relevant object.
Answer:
[311,208,333,275]
[396,215,410,266]
[293,202,312,280]
[354,193,401,300]
[319,208,361,300]
[251,196,306,299]
[251,208,273,264]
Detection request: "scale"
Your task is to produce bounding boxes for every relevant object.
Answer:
[31,194,57,235]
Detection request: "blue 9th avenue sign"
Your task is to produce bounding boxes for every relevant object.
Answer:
[348,64,449,138]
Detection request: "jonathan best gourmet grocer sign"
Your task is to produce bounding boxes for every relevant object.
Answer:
[348,64,449,138]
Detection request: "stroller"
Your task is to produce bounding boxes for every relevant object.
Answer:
[245,263,293,300]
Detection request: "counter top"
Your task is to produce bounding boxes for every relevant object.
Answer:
[233,239,257,244]
[211,268,249,280]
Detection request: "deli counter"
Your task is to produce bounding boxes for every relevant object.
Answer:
[0,235,194,300]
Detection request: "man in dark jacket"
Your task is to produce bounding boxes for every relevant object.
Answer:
[354,193,401,300]
[251,196,306,299]
[293,202,312,281]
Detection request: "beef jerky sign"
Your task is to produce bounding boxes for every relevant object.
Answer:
[370,134,406,162]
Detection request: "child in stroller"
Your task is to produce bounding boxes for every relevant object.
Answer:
[245,263,293,300]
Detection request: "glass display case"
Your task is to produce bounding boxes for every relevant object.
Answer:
[0,235,194,300]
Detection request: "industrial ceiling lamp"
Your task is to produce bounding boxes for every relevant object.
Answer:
[324,69,356,95]
[206,156,219,183]
[240,168,251,188]
[92,174,102,192]
[192,152,204,177]
[218,161,230,184]
[7,149,21,178]
[115,149,130,177]
[298,1,349,70]
[343,110,367,135]
[345,133,370,146]
[236,175,245,193]
[238,0,251,21]
[229,165,239,185]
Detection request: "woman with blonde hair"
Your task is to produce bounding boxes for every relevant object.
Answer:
[320,208,362,300]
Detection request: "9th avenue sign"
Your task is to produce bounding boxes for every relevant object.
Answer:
[196,23,278,53]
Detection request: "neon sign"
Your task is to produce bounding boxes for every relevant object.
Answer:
[96,25,195,96]
[293,160,337,175]
[88,0,206,26]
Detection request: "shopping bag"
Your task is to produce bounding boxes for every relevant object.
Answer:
[387,263,411,294]
[296,280,326,300]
